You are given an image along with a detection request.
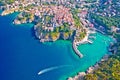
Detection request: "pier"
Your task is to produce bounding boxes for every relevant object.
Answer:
[72,42,83,58]
[87,40,93,44]
[73,28,96,58]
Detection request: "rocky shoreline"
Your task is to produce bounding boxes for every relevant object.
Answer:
[0,1,106,80]
[68,39,116,80]
[0,0,94,58]
[68,54,111,80]
[1,7,88,58]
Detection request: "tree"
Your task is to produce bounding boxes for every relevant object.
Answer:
[84,74,98,80]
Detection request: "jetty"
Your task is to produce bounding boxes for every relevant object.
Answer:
[72,41,83,58]
[73,28,96,58]
[87,40,93,44]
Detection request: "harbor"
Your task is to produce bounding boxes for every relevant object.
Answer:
[0,13,113,80]
[72,28,96,58]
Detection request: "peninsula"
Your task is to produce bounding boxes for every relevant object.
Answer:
[1,0,120,80]
[0,0,96,58]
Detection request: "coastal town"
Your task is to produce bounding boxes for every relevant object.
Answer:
[0,0,120,80]
[0,0,98,58]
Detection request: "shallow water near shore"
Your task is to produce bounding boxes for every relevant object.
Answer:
[0,13,113,80]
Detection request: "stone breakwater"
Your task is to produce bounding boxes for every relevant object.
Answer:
[72,41,83,58]
[72,28,96,58]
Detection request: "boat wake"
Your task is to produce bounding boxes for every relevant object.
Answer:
[38,65,72,75]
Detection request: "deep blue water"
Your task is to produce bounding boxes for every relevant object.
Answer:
[0,13,112,80]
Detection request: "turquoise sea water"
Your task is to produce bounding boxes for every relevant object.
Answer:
[0,13,112,80]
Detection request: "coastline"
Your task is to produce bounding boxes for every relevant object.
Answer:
[67,33,114,80]
[0,9,89,58]
[68,54,110,80]
[0,3,90,59]
[0,12,114,80]
[1,11,113,80]
[0,0,119,80]
[0,4,115,80]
